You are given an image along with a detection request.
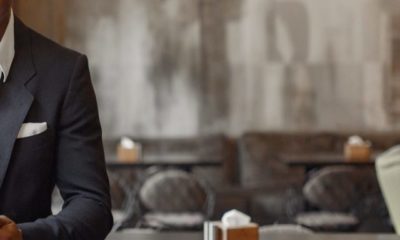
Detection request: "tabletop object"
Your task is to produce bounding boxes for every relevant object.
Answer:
[116,137,142,163]
[344,136,372,162]
[344,144,371,162]
[205,221,259,240]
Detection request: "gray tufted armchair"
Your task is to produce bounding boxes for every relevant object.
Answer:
[119,168,214,230]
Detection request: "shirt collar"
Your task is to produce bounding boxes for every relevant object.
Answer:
[0,10,14,83]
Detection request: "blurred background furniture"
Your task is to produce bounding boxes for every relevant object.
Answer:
[376,146,400,234]
[108,172,132,226]
[238,132,398,230]
[104,134,237,186]
[294,167,361,231]
[104,135,236,219]
[303,167,362,211]
[118,169,214,231]
[98,132,400,232]
[107,155,222,217]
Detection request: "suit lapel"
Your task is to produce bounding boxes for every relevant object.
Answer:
[0,18,36,189]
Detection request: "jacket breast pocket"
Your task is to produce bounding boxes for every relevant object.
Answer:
[14,129,52,152]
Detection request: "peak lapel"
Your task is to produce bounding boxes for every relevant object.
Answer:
[0,18,36,189]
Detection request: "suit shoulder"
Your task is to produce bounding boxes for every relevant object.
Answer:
[21,24,90,99]
[28,27,84,72]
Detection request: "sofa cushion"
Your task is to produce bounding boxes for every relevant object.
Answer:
[259,224,313,234]
[143,212,205,229]
[295,212,359,231]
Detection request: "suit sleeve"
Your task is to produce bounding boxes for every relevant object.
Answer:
[18,55,113,240]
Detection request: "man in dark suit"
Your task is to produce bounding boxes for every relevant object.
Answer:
[0,1,113,240]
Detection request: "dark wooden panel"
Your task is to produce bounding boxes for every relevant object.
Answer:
[13,0,65,43]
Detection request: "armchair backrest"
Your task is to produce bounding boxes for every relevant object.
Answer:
[303,166,363,212]
[139,169,213,217]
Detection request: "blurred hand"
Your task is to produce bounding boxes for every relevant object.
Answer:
[0,216,22,240]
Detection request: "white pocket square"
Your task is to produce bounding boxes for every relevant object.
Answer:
[17,122,48,139]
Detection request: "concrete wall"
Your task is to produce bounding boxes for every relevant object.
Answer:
[65,1,203,138]
[226,0,394,134]
[14,0,400,138]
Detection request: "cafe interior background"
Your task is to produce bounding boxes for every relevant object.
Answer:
[13,0,400,234]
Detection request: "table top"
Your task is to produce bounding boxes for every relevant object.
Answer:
[106,154,222,169]
[106,230,400,240]
[281,153,377,168]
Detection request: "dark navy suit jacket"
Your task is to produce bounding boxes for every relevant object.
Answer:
[0,17,113,240]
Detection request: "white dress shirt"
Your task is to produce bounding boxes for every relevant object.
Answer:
[0,10,14,83]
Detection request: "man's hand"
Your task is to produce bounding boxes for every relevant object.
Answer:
[0,216,22,240]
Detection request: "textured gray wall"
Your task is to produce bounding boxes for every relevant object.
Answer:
[63,0,400,138]
[65,1,202,138]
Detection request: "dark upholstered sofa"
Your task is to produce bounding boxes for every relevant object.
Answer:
[105,132,400,232]
[237,132,400,232]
